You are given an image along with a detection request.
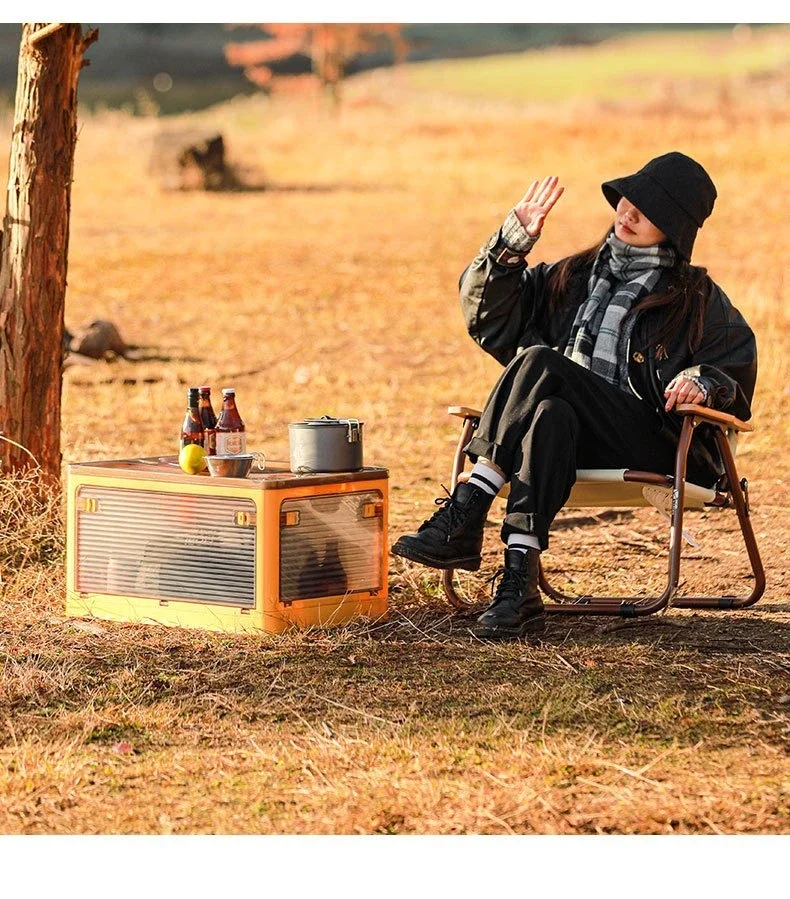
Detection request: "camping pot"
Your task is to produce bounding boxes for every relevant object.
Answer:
[289,416,364,473]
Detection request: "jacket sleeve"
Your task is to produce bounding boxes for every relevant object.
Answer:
[678,282,757,420]
[459,226,556,367]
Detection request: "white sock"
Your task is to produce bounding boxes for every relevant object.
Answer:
[467,461,506,496]
[507,533,541,554]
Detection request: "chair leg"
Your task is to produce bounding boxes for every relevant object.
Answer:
[672,427,766,609]
[541,416,695,617]
[442,568,474,611]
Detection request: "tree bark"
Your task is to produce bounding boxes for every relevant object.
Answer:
[0,23,97,484]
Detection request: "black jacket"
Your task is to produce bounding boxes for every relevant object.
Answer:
[459,229,758,483]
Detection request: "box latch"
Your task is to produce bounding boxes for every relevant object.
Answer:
[234,510,257,528]
[361,501,383,519]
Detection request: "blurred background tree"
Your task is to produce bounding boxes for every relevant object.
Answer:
[224,23,408,107]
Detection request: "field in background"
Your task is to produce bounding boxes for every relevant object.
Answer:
[0,24,744,116]
[403,26,790,103]
[0,27,788,835]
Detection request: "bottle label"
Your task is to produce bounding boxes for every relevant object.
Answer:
[204,429,217,456]
[216,432,246,455]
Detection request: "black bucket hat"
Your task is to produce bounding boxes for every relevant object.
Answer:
[601,152,717,261]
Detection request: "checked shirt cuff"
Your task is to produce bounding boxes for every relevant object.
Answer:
[486,212,541,268]
[502,210,540,253]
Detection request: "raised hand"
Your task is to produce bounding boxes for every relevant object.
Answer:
[514,176,565,237]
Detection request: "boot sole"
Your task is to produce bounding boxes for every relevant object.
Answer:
[473,613,546,641]
[390,541,481,572]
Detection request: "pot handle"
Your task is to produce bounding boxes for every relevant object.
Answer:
[347,418,361,443]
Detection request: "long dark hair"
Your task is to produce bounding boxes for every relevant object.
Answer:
[545,234,711,352]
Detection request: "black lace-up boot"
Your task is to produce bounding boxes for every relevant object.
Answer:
[474,549,545,640]
[391,481,492,571]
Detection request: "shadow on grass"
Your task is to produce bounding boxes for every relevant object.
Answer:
[2,596,787,752]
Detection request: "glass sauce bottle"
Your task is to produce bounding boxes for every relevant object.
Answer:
[215,388,246,456]
[198,386,218,456]
[180,387,204,449]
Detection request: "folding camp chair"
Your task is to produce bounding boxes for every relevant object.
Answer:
[441,403,765,617]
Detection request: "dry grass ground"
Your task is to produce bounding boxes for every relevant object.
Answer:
[0,28,788,835]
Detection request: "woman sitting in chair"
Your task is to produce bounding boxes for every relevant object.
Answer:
[392,152,757,641]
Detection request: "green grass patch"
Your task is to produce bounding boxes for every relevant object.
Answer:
[403,27,790,103]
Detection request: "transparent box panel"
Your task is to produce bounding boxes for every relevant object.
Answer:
[76,486,256,607]
[279,491,383,603]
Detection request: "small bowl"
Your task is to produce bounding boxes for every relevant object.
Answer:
[206,454,254,478]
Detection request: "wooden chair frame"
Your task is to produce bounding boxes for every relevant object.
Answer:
[442,403,765,617]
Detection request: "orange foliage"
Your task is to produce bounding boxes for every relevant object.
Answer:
[224,38,305,68]
[224,23,408,104]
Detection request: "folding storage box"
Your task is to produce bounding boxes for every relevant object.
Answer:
[65,457,388,634]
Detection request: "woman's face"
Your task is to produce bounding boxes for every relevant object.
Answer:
[614,196,666,247]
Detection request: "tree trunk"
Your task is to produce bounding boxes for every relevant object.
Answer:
[0,23,98,484]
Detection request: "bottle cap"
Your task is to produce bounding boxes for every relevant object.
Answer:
[222,388,235,395]
[199,385,211,392]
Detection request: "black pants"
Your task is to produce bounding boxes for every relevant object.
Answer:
[464,346,708,550]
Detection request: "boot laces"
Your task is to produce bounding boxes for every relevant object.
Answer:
[486,564,529,607]
[419,484,465,537]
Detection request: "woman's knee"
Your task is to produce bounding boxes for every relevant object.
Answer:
[500,346,562,393]
[514,345,557,371]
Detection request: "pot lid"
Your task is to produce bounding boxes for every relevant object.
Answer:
[293,416,364,426]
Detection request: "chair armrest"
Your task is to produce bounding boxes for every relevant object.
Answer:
[448,405,482,420]
[675,403,754,432]
[450,402,753,432]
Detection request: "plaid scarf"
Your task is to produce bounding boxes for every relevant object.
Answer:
[563,231,677,389]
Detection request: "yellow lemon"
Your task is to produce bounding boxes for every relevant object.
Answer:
[179,443,207,474]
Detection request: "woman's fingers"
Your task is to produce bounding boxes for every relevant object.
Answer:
[520,180,539,204]
[519,176,563,208]
[516,177,564,236]
[544,184,565,214]
[664,377,703,411]
[535,175,559,206]
[665,378,684,410]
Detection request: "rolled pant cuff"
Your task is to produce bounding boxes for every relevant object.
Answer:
[464,436,513,473]
[501,512,550,551]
